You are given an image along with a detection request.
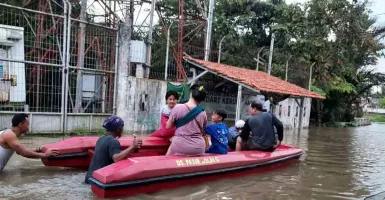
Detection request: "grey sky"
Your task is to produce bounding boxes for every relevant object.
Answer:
[286,0,385,73]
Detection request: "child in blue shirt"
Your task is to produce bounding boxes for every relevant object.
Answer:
[204,108,229,154]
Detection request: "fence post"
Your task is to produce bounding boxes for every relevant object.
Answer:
[74,0,87,113]
[61,0,68,133]
[64,0,72,132]
[113,31,119,115]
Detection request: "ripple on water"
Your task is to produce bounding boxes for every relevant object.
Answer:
[2,125,385,199]
[0,171,92,200]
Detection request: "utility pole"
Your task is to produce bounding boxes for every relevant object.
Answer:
[218,36,226,63]
[218,21,237,63]
[74,0,87,113]
[116,8,132,133]
[308,62,315,90]
[285,55,292,81]
[165,21,174,80]
[267,32,275,75]
[204,0,215,61]
[145,0,156,78]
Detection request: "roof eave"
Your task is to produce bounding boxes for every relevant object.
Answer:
[184,57,326,100]
[185,59,262,94]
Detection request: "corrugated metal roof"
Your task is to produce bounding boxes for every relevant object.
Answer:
[185,57,325,99]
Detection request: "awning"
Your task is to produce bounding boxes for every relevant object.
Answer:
[184,57,325,99]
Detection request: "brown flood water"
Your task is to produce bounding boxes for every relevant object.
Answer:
[1,124,385,200]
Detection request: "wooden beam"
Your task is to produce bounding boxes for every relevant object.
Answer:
[235,85,242,121]
[188,70,208,84]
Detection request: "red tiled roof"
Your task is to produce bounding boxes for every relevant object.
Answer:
[185,57,325,99]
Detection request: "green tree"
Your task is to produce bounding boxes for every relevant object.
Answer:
[153,0,385,124]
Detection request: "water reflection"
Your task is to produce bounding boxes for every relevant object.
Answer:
[1,124,385,199]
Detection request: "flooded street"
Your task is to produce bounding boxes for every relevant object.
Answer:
[1,124,385,200]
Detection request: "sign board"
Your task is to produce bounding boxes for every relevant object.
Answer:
[201,92,266,121]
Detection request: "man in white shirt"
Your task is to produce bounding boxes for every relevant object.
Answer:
[263,95,271,112]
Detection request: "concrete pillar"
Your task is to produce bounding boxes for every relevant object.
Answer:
[116,8,132,133]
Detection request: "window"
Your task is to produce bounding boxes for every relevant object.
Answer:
[279,105,282,116]
[304,107,306,117]
[288,106,291,116]
[295,106,299,117]
[139,94,148,111]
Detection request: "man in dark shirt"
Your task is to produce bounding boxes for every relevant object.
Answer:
[236,100,283,152]
[84,115,142,183]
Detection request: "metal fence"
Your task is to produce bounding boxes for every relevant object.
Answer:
[149,41,311,87]
[0,1,312,133]
[0,1,117,132]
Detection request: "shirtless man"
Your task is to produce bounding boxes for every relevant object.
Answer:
[0,113,59,172]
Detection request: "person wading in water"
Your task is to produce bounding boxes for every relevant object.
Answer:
[0,113,59,173]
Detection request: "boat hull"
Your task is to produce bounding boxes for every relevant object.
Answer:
[89,145,303,198]
[41,137,170,167]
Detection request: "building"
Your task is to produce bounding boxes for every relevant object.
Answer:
[0,25,26,111]
[183,57,325,129]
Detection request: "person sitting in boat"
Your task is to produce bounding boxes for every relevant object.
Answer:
[165,85,207,156]
[228,120,245,151]
[236,100,283,152]
[150,91,179,140]
[85,115,142,184]
[0,114,59,173]
[204,108,229,154]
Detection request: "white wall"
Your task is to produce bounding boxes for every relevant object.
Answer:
[365,107,385,114]
[271,97,312,128]
[0,112,109,133]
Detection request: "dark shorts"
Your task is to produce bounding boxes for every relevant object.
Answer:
[242,139,276,152]
[228,135,239,150]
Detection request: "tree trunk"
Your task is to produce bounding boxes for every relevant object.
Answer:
[317,100,323,126]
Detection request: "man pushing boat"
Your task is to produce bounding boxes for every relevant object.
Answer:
[85,115,142,184]
[0,113,59,173]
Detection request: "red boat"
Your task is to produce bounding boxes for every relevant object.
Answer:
[41,136,170,168]
[41,137,303,198]
[88,145,303,198]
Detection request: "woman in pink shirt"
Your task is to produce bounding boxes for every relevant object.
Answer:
[166,85,207,156]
